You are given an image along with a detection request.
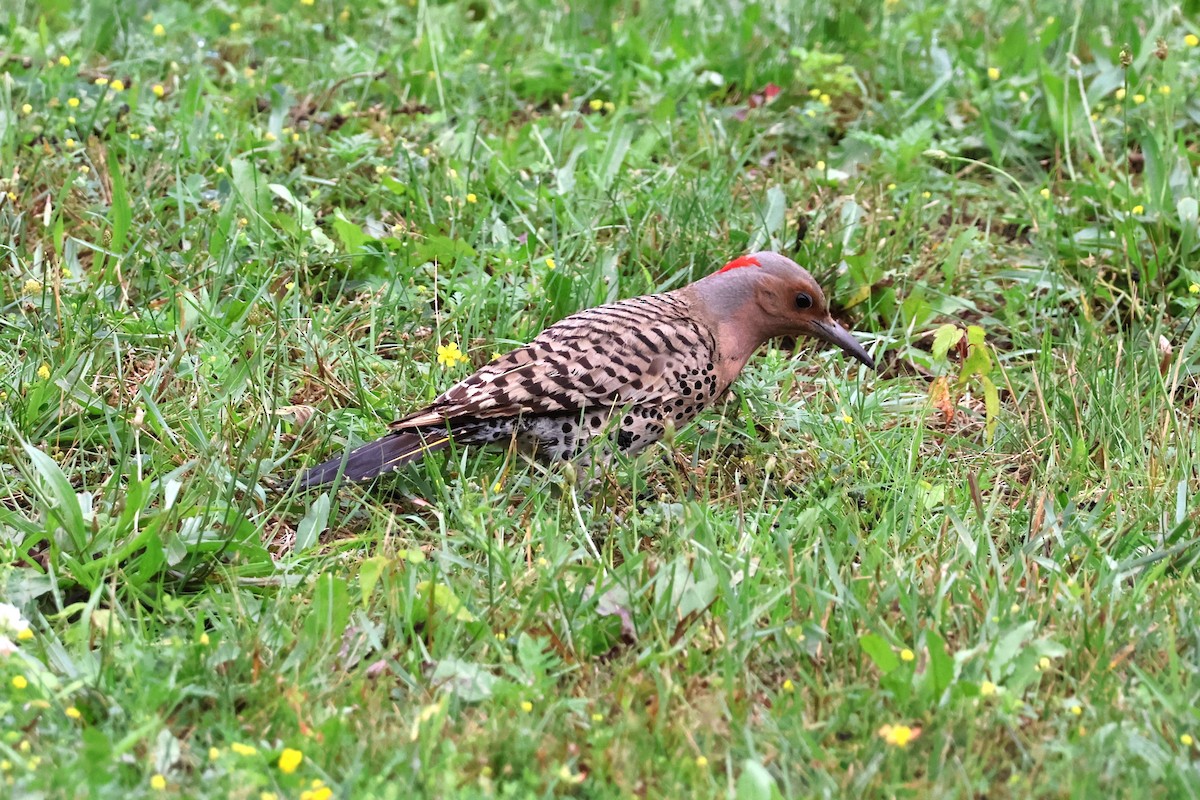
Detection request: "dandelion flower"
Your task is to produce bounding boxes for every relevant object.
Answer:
[58,55,71,67]
[782,679,795,692]
[110,79,125,92]
[591,712,603,722]
[815,160,826,171]
[603,101,615,113]
[153,23,165,36]
[1115,88,1126,101]
[65,706,82,719]
[1037,656,1051,670]
[987,67,1000,80]
[695,755,708,767]
[819,93,832,106]
[230,742,257,757]
[879,724,919,747]
[1133,93,1146,104]
[67,97,80,108]
[545,257,556,270]
[900,648,915,662]
[152,84,165,98]
[1131,204,1144,215]
[436,342,469,368]
[11,675,27,689]
[980,681,997,696]
[466,193,477,204]
[278,748,303,774]
[1069,703,1082,715]
[1039,188,1051,199]
[1159,85,1171,95]
[150,774,167,791]
[589,99,603,111]
[37,364,51,380]
[261,793,279,800]
[1182,733,1194,746]
[208,747,221,761]
[1188,283,1199,294]
[886,182,897,191]
[21,103,32,115]
[1187,34,1199,47]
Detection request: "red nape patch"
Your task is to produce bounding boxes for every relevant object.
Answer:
[717,255,760,274]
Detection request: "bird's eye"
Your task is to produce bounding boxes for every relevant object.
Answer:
[795,292,812,310]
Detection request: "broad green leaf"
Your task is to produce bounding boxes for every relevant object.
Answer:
[925,630,955,701]
[982,375,1000,442]
[22,442,87,552]
[303,574,351,648]
[859,633,901,674]
[931,324,964,362]
[294,493,330,551]
[358,556,390,607]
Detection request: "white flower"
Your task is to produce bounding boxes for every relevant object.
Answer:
[0,635,16,658]
[0,603,29,635]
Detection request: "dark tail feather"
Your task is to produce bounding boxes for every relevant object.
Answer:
[296,428,452,489]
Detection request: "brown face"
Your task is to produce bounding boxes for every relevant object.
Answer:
[761,270,876,370]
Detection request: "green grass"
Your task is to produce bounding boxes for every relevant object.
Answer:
[2,0,1199,797]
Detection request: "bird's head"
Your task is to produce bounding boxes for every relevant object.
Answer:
[695,251,875,369]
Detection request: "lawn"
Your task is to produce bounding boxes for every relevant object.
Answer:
[2,0,1199,797]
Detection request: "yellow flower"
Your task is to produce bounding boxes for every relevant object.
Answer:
[95,77,108,86]
[436,342,469,368]
[230,22,243,31]
[987,67,1000,80]
[900,648,915,662]
[886,182,896,191]
[782,679,794,692]
[21,103,32,115]
[980,680,996,696]
[198,632,210,645]
[841,413,853,424]
[815,160,826,171]
[278,747,303,774]
[1037,656,1051,670]
[695,756,708,768]
[37,364,51,380]
[264,131,277,142]
[1133,93,1146,104]
[301,0,316,5]
[208,747,221,761]
[466,193,477,204]
[1131,204,1144,215]
[879,724,918,747]
[1115,88,1126,100]
[230,742,257,757]
[1069,703,1082,715]
[130,132,140,140]
[819,93,831,106]
[58,55,71,67]
[153,23,166,36]
[67,97,80,108]
[1039,188,1051,199]
[300,788,332,800]
[1187,34,1200,47]
[809,88,821,98]
[520,700,533,713]
[589,99,603,111]
[65,706,81,719]
[545,257,556,270]
[1182,733,1195,746]
[591,712,603,722]
[603,101,615,113]
[261,794,279,800]
[1188,283,1199,294]
[110,79,125,92]
[921,191,932,199]
[152,84,165,98]
[65,138,76,149]
[150,774,167,791]
[16,627,32,641]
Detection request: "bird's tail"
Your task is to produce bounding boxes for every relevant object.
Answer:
[296,427,452,488]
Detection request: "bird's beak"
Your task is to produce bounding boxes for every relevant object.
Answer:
[807,316,876,370]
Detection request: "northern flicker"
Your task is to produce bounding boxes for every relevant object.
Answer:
[298,251,874,488]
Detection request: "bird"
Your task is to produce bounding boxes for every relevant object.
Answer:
[297,251,875,488]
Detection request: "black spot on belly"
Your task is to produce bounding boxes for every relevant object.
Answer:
[561,421,573,433]
[616,429,634,450]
